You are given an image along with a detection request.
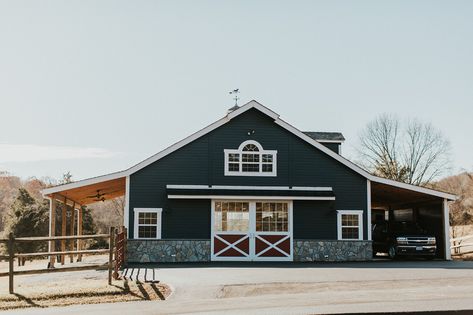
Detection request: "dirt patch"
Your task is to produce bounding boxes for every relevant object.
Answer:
[0,280,171,310]
[453,253,473,261]
[219,277,473,299]
[0,256,171,310]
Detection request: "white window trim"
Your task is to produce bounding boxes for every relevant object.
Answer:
[337,210,363,241]
[224,140,277,177]
[134,208,163,239]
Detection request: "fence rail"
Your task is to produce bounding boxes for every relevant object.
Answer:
[451,234,473,256]
[0,226,126,294]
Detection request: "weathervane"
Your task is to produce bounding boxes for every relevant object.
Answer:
[229,89,240,106]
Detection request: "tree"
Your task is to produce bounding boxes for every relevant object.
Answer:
[435,172,473,240]
[3,188,49,255]
[358,114,451,186]
[89,197,124,234]
[59,171,73,185]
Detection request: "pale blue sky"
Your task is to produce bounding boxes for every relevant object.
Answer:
[0,1,472,181]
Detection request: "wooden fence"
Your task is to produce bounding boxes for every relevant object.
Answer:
[113,227,127,280]
[0,226,126,294]
[451,234,473,256]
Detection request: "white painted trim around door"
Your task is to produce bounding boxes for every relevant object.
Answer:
[211,199,293,262]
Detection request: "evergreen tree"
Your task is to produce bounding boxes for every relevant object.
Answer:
[3,188,49,254]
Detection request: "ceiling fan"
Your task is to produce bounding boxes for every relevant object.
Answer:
[86,190,108,202]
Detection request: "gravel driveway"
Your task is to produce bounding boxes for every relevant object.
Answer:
[8,260,473,315]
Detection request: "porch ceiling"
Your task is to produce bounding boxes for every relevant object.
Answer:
[371,181,442,208]
[44,177,126,205]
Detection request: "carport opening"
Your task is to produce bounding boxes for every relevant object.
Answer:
[371,182,447,259]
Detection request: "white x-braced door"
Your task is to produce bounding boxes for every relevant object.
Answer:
[211,200,293,261]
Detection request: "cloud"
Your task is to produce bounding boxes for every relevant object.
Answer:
[0,144,117,163]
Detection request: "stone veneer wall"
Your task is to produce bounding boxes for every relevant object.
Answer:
[293,240,372,262]
[127,239,372,263]
[127,239,211,263]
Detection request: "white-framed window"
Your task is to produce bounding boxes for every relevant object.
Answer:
[134,208,162,239]
[337,210,363,241]
[224,140,277,176]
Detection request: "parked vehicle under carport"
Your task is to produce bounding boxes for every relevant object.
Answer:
[372,221,437,259]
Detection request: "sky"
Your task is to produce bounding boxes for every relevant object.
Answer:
[0,1,472,181]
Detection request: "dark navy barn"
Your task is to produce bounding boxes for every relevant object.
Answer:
[42,100,456,263]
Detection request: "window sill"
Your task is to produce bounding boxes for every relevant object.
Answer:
[224,172,277,177]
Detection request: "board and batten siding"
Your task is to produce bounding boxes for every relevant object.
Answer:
[129,108,367,240]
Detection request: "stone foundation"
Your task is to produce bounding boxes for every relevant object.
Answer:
[127,239,372,263]
[127,239,210,263]
[293,240,372,262]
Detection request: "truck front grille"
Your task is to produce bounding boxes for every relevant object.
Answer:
[406,237,430,246]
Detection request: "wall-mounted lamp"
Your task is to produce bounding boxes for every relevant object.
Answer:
[247,130,255,136]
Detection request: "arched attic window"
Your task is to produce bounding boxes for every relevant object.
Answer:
[224,140,277,176]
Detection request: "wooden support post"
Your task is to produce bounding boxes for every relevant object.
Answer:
[8,233,14,294]
[108,226,115,285]
[49,196,57,267]
[77,206,83,262]
[61,197,67,265]
[123,227,127,264]
[70,202,75,263]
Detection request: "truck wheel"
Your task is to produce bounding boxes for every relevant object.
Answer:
[388,246,397,259]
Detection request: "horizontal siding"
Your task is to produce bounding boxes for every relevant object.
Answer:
[163,199,211,239]
[320,143,340,154]
[293,201,337,239]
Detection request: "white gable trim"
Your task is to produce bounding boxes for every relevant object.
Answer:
[316,140,344,144]
[41,100,456,201]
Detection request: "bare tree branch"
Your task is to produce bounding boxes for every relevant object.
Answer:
[358,114,451,186]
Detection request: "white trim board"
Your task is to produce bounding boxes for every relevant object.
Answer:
[166,185,333,191]
[124,176,130,231]
[367,180,372,241]
[316,140,344,144]
[41,100,456,201]
[168,195,335,201]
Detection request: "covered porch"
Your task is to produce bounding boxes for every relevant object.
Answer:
[369,180,453,259]
[42,176,127,267]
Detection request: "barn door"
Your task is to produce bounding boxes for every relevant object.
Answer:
[253,201,292,261]
[211,200,293,261]
[211,201,251,261]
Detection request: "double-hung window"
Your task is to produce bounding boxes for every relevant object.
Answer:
[134,208,162,239]
[224,140,277,176]
[337,210,363,240]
